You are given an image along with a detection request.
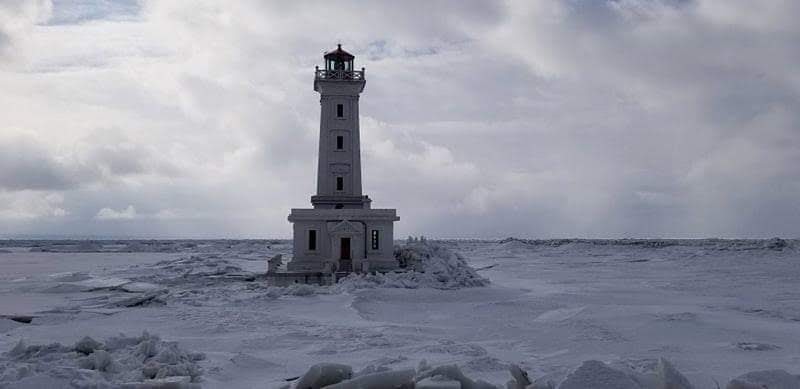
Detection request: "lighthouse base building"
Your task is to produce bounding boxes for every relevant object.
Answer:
[287,209,399,274]
[276,45,399,282]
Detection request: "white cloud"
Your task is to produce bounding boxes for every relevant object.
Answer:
[95,205,136,220]
[0,191,67,220]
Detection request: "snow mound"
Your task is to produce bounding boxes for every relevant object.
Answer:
[0,332,204,388]
[262,241,488,296]
[333,241,489,291]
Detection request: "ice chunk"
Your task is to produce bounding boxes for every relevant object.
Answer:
[325,368,416,389]
[121,375,199,389]
[655,358,694,389]
[50,271,92,282]
[418,376,462,389]
[505,364,531,389]
[1,332,204,387]
[725,380,763,389]
[41,283,92,293]
[528,380,556,389]
[557,360,640,389]
[0,318,22,333]
[726,370,800,389]
[5,375,72,388]
[113,291,166,308]
[416,365,497,389]
[74,335,103,354]
[85,349,114,372]
[230,352,279,369]
[733,342,781,351]
[76,277,132,290]
[117,282,163,293]
[295,362,353,389]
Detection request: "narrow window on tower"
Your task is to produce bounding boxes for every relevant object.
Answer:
[308,230,317,251]
[371,230,380,250]
[336,176,344,191]
[336,104,344,118]
[336,135,344,150]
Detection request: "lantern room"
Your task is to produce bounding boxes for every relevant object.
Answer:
[324,44,355,71]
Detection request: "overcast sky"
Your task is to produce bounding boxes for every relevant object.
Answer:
[0,0,798,239]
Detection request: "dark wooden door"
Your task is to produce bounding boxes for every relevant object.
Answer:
[340,237,351,259]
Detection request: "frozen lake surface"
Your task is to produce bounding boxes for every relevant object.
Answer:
[0,238,798,387]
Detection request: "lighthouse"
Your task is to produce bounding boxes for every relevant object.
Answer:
[286,45,399,276]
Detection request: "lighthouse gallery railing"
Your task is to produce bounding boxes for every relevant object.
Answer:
[315,68,365,81]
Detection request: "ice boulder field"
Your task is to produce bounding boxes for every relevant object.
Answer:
[1,238,799,388]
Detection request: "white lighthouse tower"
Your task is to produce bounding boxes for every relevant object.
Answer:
[286,45,399,276]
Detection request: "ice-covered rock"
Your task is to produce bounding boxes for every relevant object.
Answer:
[558,360,640,389]
[295,362,353,389]
[726,369,800,389]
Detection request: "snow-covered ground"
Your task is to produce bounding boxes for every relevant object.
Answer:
[0,238,799,388]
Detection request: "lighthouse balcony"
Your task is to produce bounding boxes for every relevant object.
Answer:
[315,68,364,81]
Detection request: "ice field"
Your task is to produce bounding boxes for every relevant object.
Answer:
[0,238,799,388]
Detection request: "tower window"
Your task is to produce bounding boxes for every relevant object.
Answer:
[371,230,380,250]
[336,135,344,150]
[308,229,317,251]
[336,176,344,191]
[336,104,344,118]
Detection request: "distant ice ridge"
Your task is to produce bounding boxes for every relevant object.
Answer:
[496,237,796,251]
[3,237,794,253]
[287,358,800,389]
[0,332,204,388]
[1,239,288,256]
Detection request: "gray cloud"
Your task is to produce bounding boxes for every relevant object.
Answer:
[0,0,798,238]
[0,135,76,191]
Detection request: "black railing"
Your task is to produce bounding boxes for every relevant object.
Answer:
[315,67,365,81]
